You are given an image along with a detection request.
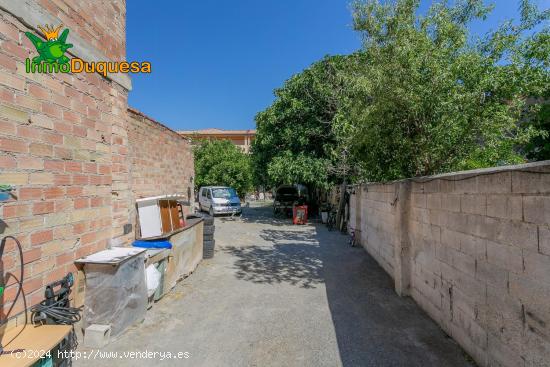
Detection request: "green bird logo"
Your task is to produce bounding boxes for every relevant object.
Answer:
[25,24,73,65]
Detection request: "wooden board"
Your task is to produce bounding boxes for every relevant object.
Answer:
[169,200,182,231]
[159,200,172,234]
[0,324,72,367]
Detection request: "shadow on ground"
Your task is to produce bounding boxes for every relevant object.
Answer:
[224,206,474,367]
[218,205,295,227]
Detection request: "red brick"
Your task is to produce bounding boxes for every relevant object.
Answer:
[74,198,89,209]
[0,88,14,103]
[0,21,19,41]
[28,291,45,308]
[56,252,74,267]
[65,161,82,172]
[0,138,27,153]
[22,276,43,294]
[15,94,41,111]
[3,204,30,218]
[42,132,63,145]
[43,77,64,95]
[17,125,41,141]
[64,86,82,100]
[0,52,16,71]
[19,188,42,200]
[63,110,80,124]
[23,248,42,264]
[73,125,87,137]
[41,102,62,119]
[45,267,68,284]
[1,234,27,253]
[28,84,50,100]
[17,156,43,170]
[90,197,103,207]
[44,160,65,172]
[75,244,95,259]
[52,93,71,109]
[0,72,25,90]
[29,142,53,157]
[0,155,16,168]
[52,225,71,240]
[54,199,72,213]
[44,187,64,199]
[54,174,72,186]
[3,41,28,60]
[98,164,111,174]
[71,99,87,115]
[0,120,16,135]
[83,162,97,173]
[33,201,54,215]
[53,121,72,134]
[81,232,96,244]
[72,222,87,234]
[31,230,53,245]
[66,186,83,197]
[54,146,72,159]
[73,175,89,185]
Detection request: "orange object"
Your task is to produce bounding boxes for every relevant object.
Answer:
[293,205,308,225]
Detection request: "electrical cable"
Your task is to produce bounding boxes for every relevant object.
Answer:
[30,300,83,325]
[0,235,27,349]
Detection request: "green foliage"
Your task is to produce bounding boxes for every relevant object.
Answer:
[253,0,549,185]
[350,0,548,181]
[252,54,365,188]
[194,139,253,198]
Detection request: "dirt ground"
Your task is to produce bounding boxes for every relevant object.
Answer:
[75,203,474,367]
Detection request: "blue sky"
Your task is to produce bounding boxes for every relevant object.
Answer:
[126,0,546,131]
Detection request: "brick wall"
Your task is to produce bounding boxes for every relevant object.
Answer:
[350,161,550,366]
[0,1,131,328]
[127,107,195,215]
[37,0,127,62]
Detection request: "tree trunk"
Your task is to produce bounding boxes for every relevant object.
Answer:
[336,178,347,232]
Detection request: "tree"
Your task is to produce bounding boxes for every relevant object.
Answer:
[350,0,548,181]
[252,54,366,189]
[194,139,253,198]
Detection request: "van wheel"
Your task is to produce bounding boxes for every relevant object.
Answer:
[209,207,214,217]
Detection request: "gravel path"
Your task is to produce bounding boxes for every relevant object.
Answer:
[75,204,474,367]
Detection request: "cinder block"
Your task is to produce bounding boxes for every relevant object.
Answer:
[477,172,511,194]
[441,194,461,212]
[486,195,522,221]
[487,333,524,367]
[522,251,550,284]
[540,226,550,256]
[476,260,508,290]
[523,196,550,225]
[485,240,523,273]
[84,324,111,349]
[460,194,486,215]
[495,220,538,251]
[512,170,550,194]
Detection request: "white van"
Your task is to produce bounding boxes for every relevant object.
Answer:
[198,186,242,216]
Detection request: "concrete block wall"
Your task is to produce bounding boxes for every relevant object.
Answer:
[350,161,550,366]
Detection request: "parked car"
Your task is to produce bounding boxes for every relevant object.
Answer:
[198,186,242,216]
[273,184,308,217]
